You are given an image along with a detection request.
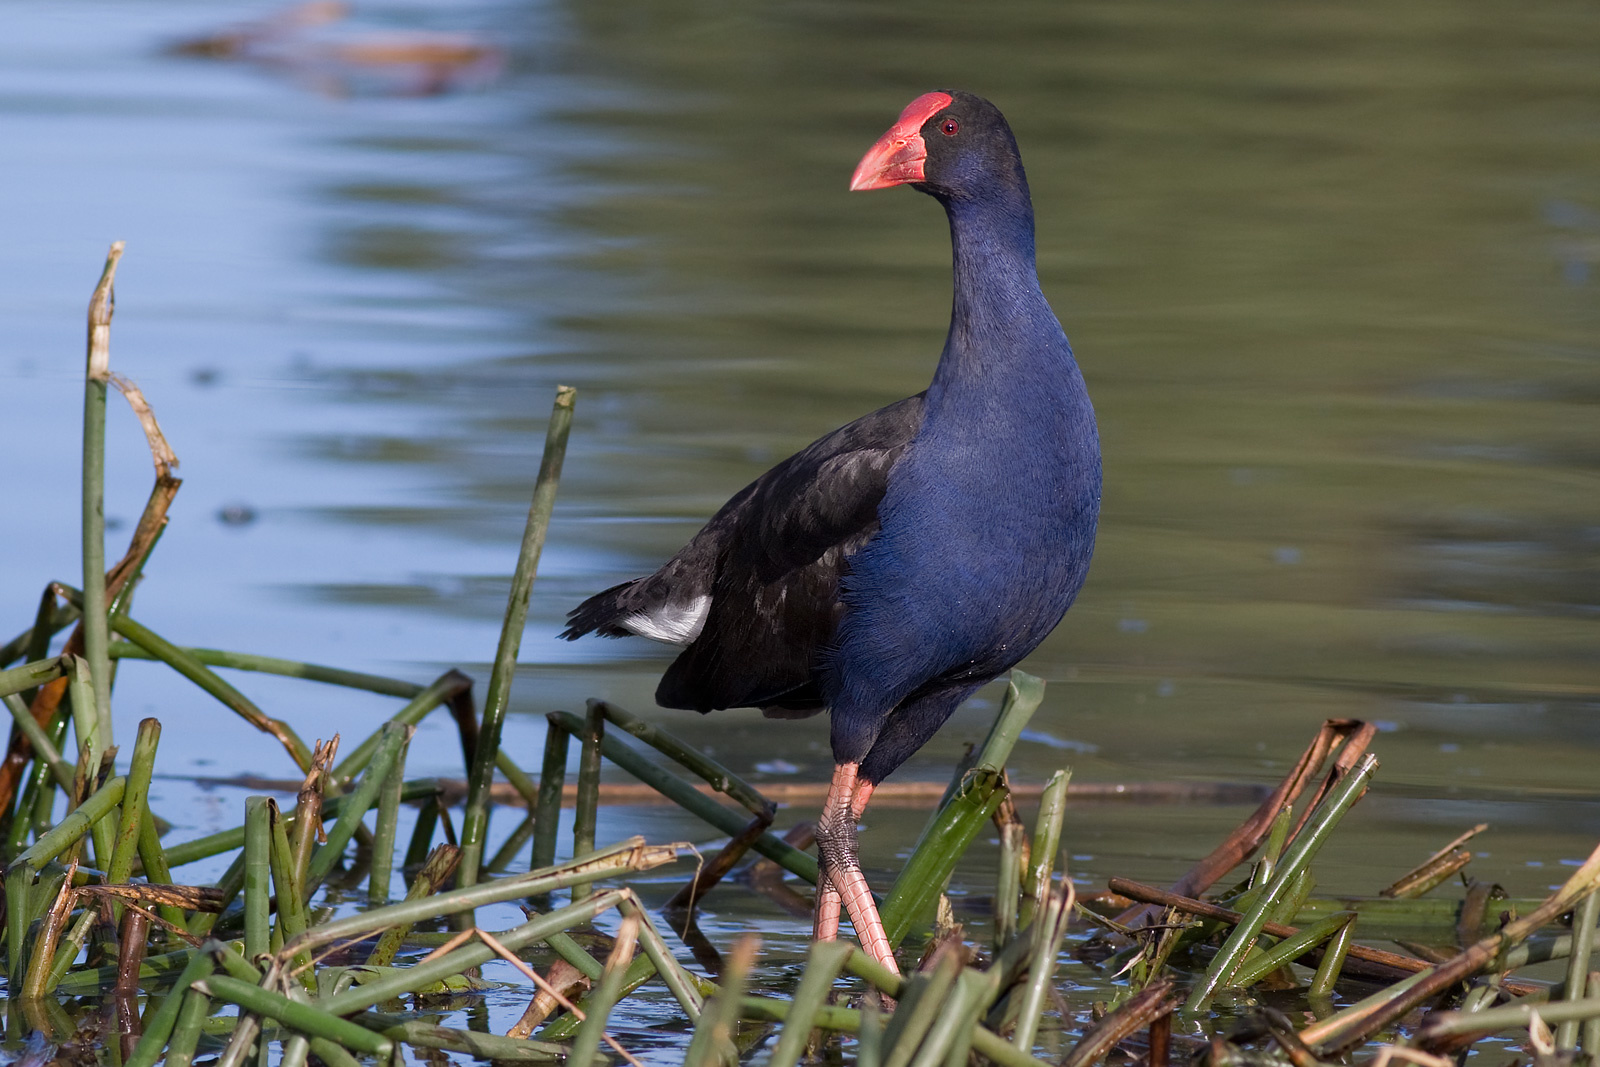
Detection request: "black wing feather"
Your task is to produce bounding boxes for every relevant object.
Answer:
[563,394,926,713]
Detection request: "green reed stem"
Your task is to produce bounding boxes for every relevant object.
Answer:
[362,1017,569,1061]
[329,669,467,787]
[287,837,674,957]
[3,692,74,792]
[243,796,271,961]
[912,967,991,1067]
[403,790,443,868]
[531,716,570,871]
[996,820,1024,951]
[164,983,212,1067]
[324,888,627,1015]
[1229,911,1356,988]
[1013,882,1073,1052]
[458,385,575,895]
[547,709,818,883]
[880,671,1045,947]
[364,844,460,967]
[266,800,311,978]
[81,244,121,771]
[572,702,604,884]
[620,891,710,1016]
[108,612,312,771]
[487,812,536,875]
[108,641,423,698]
[597,700,773,817]
[367,723,411,904]
[0,656,67,701]
[769,940,855,1067]
[197,973,394,1055]
[686,934,756,1067]
[161,778,439,870]
[125,951,216,1067]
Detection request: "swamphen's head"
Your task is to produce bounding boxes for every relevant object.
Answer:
[850,90,1028,205]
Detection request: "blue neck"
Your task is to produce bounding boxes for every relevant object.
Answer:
[930,189,1071,393]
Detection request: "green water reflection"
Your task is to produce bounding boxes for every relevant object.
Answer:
[303,0,1600,863]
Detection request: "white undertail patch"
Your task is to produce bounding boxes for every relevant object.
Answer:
[622,595,710,645]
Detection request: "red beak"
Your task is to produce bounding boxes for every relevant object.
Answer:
[849,91,953,191]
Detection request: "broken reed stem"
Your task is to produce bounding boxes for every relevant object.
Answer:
[2,691,75,793]
[458,385,575,895]
[1303,838,1600,1053]
[105,717,161,916]
[81,242,122,770]
[330,670,467,787]
[1186,752,1378,1012]
[1020,768,1070,928]
[306,722,410,891]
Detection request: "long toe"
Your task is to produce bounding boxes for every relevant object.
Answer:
[833,864,898,974]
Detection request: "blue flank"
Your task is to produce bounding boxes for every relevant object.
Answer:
[826,150,1102,779]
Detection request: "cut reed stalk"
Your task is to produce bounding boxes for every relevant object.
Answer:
[458,385,575,893]
[243,796,271,961]
[532,715,571,872]
[1013,879,1074,1052]
[1185,752,1378,1012]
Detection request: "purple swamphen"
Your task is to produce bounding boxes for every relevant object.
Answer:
[563,90,1101,972]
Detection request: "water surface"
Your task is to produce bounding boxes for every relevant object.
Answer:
[3,0,1599,1052]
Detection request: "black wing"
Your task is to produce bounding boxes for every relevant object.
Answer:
[562,394,926,713]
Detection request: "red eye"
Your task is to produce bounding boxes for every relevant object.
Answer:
[940,118,959,136]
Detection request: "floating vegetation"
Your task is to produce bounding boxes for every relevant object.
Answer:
[3,246,1600,1064]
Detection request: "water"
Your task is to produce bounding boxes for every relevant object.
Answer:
[3,0,1599,1053]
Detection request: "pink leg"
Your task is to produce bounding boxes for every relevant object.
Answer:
[813,872,841,941]
[813,763,900,974]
